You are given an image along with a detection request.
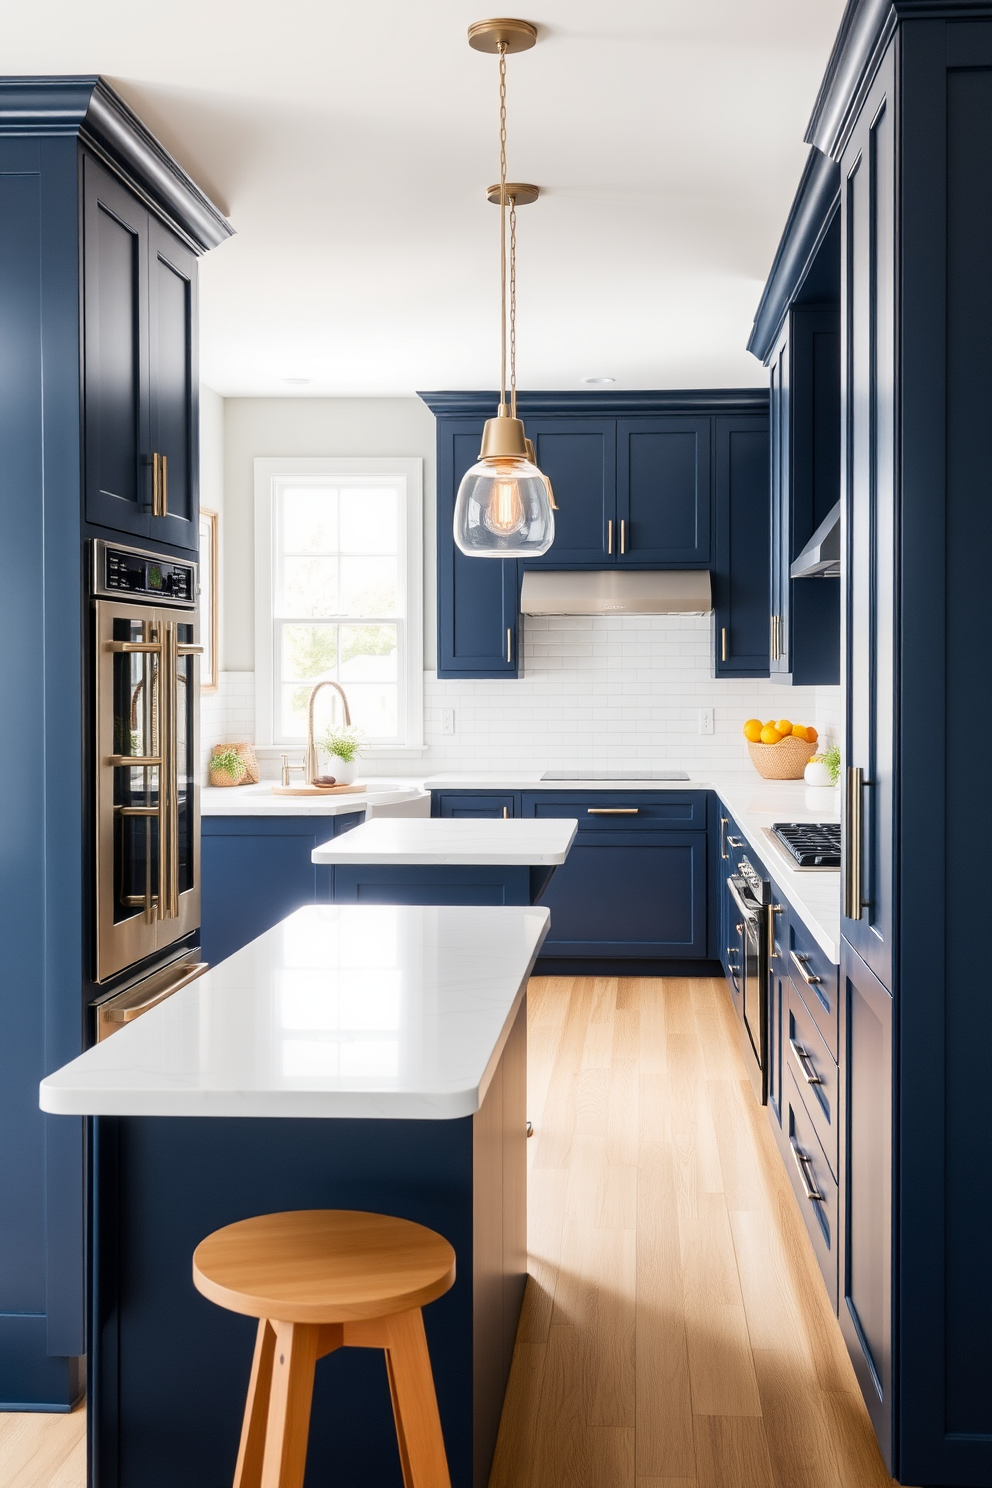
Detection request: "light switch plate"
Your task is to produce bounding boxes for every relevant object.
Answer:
[698,708,714,735]
[442,709,455,735]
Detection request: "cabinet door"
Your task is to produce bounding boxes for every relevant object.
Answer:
[789,303,841,684]
[840,939,893,1463]
[82,155,149,539]
[433,792,516,819]
[768,328,790,676]
[148,216,198,552]
[523,420,616,566]
[617,417,710,564]
[713,415,770,675]
[436,422,519,677]
[841,53,896,989]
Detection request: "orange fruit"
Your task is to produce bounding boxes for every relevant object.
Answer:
[805,725,818,744]
[760,725,783,745]
[775,719,793,736]
[791,724,808,742]
[743,718,763,742]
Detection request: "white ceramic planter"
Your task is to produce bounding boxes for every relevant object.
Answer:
[325,756,357,784]
[804,759,835,787]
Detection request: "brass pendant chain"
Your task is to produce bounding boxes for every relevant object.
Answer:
[498,42,508,412]
[509,193,517,420]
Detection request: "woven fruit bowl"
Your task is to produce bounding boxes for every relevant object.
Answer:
[747,734,817,780]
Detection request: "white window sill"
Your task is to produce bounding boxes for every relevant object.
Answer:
[252,743,428,759]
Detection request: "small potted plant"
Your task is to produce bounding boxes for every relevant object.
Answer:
[209,742,259,787]
[804,742,840,788]
[320,725,364,784]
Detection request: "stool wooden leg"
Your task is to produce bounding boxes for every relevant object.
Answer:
[234,1320,276,1488]
[382,1308,451,1488]
[260,1320,319,1488]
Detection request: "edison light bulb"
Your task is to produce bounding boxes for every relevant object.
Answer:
[454,455,555,557]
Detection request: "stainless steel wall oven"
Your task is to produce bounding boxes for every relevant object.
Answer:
[92,540,201,986]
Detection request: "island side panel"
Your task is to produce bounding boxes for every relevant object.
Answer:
[472,995,528,1488]
[90,1113,476,1488]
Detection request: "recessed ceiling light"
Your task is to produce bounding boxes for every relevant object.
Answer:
[282,377,311,385]
[582,376,615,385]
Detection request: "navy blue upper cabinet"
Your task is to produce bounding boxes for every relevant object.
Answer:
[83,156,200,552]
[436,421,519,678]
[618,417,710,564]
[524,419,615,565]
[713,416,770,675]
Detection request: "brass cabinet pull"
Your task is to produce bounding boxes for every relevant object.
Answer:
[727,834,744,849]
[845,765,865,920]
[607,518,613,555]
[790,1038,823,1086]
[720,815,729,860]
[620,518,627,555]
[152,452,169,517]
[502,806,509,819]
[587,807,639,815]
[789,949,822,986]
[721,626,727,662]
[506,627,513,665]
[790,1139,824,1202]
[768,902,783,960]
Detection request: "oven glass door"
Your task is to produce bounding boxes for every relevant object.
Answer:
[741,914,763,1066]
[96,600,199,982]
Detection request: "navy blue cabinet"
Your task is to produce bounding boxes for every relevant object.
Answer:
[201,813,363,966]
[713,416,771,676]
[524,420,615,565]
[435,421,519,679]
[617,417,710,564]
[433,792,517,818]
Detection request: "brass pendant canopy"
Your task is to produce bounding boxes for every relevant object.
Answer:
[467,17,537,52]
[486,182,540,206]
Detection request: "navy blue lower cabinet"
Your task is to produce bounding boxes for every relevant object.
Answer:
[328,864,543,906]
[200,813,363,966]
[785,1069,839,1312]
[432,792,518,819]
[839,938,893,1469]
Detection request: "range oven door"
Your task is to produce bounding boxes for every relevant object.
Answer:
[94,599,200,982]
[728,874,770,1104]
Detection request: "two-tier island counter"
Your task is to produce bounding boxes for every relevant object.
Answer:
[41,903,549,1488]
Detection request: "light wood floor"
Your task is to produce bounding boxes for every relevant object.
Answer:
[1,975,904,1488]
[489,975,905,1488]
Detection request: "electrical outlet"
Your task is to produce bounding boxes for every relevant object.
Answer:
[442,709,455,735]
[698,707,714,735]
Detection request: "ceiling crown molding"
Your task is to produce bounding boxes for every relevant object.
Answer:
[418,389,769,418]
[747,148,840,365]
[0,75,233,253]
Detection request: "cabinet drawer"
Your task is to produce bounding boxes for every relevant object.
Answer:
[787,978,838,1180]
[523,791,707,830]
[433,792,517,819]
[788,915,839,1059]
[785,1069,839,1310]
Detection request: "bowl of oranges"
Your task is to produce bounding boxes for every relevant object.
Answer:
[742,717,819,779]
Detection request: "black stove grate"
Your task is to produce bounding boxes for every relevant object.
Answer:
[771,821,841,869]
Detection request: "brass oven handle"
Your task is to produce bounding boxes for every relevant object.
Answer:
[97,961,209,1040]
[789,949,822,986]
[178,644,204,656]
[790,1038,823,1086]
[845,765,865,921]
[768,903,782,960]
[607,519,613,555]
[790,1139,824,1202]
[106,640,162,653]
[156,621,181,921]
[587,808,639,815]
[108,755,162,768]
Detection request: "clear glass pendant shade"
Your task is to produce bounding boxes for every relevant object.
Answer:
[453,456,555,557]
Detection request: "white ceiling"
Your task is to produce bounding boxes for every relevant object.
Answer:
[6,1,845,397]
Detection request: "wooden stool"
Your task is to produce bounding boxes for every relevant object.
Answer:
[193,1209,456,1488]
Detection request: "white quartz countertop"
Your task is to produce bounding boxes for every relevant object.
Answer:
[40,904,550,1120]
[202,780,428,817]
[422,771,841,962]
[311,817,577,866]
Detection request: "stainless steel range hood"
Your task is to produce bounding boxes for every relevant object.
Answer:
[791,501,840,577]
[520,569,712,616]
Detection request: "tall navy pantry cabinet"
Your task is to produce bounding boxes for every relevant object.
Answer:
[0,78,230,1408]
[796,5,992,1483]
[420,390,770,681]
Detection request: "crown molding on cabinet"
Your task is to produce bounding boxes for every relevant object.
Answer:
[417,388,769,418]
[747,149,840,365]
[0,75,233,253]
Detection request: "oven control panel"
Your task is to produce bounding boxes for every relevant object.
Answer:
[91,540,197,608]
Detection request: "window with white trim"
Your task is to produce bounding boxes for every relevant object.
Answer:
[254,458,423,753]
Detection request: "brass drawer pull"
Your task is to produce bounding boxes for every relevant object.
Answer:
[790,1139,824,1202]
[789,949,822,986]
[587,807,639,815]
[789,1038,823,1086]
[727,834,744,849]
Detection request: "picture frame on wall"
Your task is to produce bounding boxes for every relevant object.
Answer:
[199,508,219,692]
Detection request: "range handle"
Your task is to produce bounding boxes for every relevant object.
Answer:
[96,959,209,1041]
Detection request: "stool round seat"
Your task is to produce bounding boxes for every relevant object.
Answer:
[193,1209,456,1324]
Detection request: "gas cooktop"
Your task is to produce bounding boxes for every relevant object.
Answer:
[541,770,690,781]
[770,821,841,870]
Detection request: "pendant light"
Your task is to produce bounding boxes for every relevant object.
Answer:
[454,18,556,558]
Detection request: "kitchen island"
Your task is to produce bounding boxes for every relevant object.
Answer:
[41,903,549,1488]
[312,815,578,905]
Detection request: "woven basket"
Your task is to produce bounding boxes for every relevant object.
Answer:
[747,734,817,780]
[209,742,260,788]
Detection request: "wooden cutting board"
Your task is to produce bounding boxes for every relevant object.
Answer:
[270,783,367,797]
